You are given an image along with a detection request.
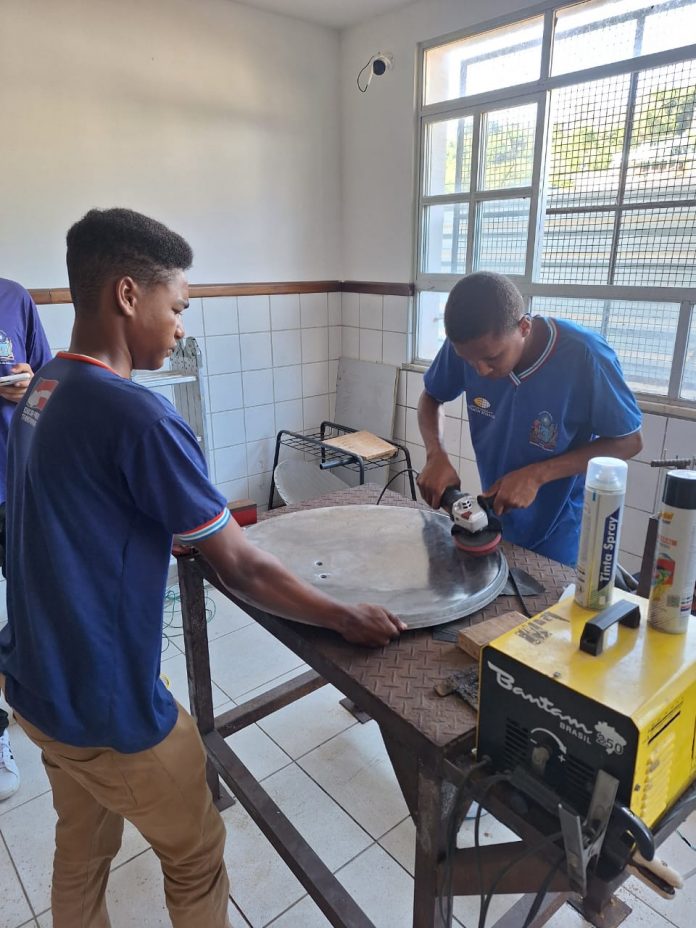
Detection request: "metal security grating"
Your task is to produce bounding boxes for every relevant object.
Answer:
[539,211,614,284]
[532,296,680,394]
[475,199,530,274]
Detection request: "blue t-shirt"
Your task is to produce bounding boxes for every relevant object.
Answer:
[0,279,52,501]
[423,317,642,565]
[0,353,230,752]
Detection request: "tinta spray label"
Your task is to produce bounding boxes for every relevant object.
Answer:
[575,492,624,610]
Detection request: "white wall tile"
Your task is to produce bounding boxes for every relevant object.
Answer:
[393,404,406,441]
[208,372,244,413]
[664,415,696,458]
[270,294,300,331]
[460,422,475,461]
[301,327,329,363]
[203,297,238,336]
[328,326,341,360]
[341,292,359,327]
[303,361,329,397]
[240,332,273,371]
[274,365,303,402]
[328,292,341,326]
[406,370,424,408]
[636,413,667,463]
[625,460,660,513]
[359,293,383,330]
[382,331,408,367]
[275,399,304,433]
[328,359,338,392]
[396,371,406,407]
[212,409,246,449]
[248,471,272,507]
[382,296,409,333]
[303,394,329,430]
[244,403,275,442]
[618,551,642,575]
[216,477,250,503]
[272,330,302,367]
[460,457,482,494]
[405,442,426,472]
[247,438,276,476]
[205,335,241,375]
[242,369,274,407]
[405,407,422,446]
[342,326,359,358]
[214,444,247,483]
[444,395,464,418]
[329,392,336,420]
[300,292,328,328]
[37,303,74,352]
[444,416,461,456]
[238,295,270,333]
[182,298,204,338]
[359,329,382,363]
[620,506,651,557]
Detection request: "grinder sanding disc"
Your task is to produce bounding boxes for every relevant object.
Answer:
[244,505,508,629]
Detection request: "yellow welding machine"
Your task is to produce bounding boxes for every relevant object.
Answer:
[477,592,696,828]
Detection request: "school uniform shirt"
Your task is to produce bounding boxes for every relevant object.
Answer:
[423,317,642,566]
[0,353,230,752]
[0,279,52,500]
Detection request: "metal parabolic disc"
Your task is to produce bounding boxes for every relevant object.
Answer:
[244,505,509,629]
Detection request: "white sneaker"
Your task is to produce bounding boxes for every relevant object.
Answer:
[0,729,20,800]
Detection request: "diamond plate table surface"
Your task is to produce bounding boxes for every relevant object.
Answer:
[244,484,577,756]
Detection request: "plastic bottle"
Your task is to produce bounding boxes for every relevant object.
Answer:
[647,470,696,634]
[575,457,628,610]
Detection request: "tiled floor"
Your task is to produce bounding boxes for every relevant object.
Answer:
[2,586,696,928]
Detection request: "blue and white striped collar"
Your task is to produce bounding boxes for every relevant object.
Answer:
[508,317,557,386]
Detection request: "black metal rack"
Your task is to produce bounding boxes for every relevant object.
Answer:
[268,420,417,510]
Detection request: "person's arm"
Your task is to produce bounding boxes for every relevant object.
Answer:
[482,431,643,515]
[195,517,407,647]
[416,390,461,509]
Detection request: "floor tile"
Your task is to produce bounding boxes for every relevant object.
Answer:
[0,832,33,928]
[0,721,50,816]
[257,684,357,759]
[335,843,414,928]
[225,723,292,783]
[266,893,333,927]
[298,721,408,840]
[208,623,305,701]
[221,803,306,927]
[200,586,256,641]
[160,649,229,710]
[234,666,311,703]
[619,825,696,927]
[263,764,372,872]
[0,791,149,914]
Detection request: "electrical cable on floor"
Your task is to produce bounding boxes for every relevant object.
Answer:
[375,468,420,505]
[678,829,696,852]
[161,585,217,654]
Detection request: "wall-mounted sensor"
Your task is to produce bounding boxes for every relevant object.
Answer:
[357,52,394,93]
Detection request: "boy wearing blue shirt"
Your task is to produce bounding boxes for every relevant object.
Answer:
[417,272,642,566]
[0,208,404,928]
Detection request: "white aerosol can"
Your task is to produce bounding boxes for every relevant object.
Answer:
[647,470,696,634]
[575,457,628,610]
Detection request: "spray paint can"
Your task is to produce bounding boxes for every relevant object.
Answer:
[647,470,696,634]
[575,457,628,610]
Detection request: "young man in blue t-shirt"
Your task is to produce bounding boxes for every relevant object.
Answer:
[417,272,643,566]
[0,208,405,928]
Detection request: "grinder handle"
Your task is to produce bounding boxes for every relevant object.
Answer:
[440,486,463,513]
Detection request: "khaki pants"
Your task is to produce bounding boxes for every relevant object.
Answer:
[10,690,230,928]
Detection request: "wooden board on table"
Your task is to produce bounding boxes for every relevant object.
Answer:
[457,611,527,660]
[322,430,397,462]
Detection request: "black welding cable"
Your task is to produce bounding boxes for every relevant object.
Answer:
[375,468,420,505]
[521,855,563,928]
[477,830,564,928]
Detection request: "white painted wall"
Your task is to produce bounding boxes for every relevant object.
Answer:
[1,0,341,286]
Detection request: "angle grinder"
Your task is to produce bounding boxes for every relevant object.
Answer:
[440,486,503,556]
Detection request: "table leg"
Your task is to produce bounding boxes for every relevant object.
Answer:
[413,761,454,928]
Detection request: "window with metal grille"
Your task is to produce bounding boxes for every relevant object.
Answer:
[415,0,696,406]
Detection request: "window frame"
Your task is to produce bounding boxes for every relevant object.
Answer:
[413,0,696,410]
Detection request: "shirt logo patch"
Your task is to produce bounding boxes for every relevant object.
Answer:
[530,410,558,451]
[0,331,15,362]
[468,396,495,419]
[21,378,59,427]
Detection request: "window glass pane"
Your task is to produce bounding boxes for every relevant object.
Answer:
[532,297,679,395]
[424,17,543,105]
[416,291,449,361]
[546,75,630,210]
[681,308,696,399]
[481,104,537,190]
[626,60,696,203]
[424,117,473,196]
[538,211,614,283]
[614,206,696,286]
[474,199,530,274]
[422,204,468,274]
[552,0,696,77]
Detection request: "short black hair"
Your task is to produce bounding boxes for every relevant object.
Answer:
[444,272,525,343]
[66,208,193,313]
